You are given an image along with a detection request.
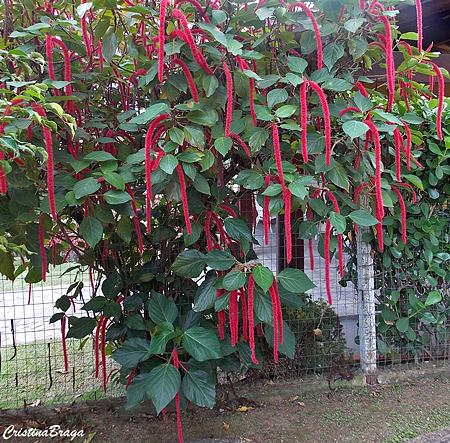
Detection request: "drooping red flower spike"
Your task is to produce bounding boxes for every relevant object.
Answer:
[415,0,423,53]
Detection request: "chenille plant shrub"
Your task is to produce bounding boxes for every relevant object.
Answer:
[0,0,446,440]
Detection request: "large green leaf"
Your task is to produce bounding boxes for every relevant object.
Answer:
[171,249,205,278]
[182,370,216,408]
[327,163,350,191]
[253,287,273,323]
[194,271,217,312]
[348,210,379,226]
[287,56,308,74]
[148,292,178,324]
[125,372,151,409]
[159,154,178,174]
[147,364,181,415]
[73,177,101,199]
[103,190,132,205]
[111,338,152,368]
[128,103,169,125]
[425,290,442,306]
[267,89,288,109]
[252,265,274,293]
[329,212,346,234]
[222,270,246,290]
[66,317,97,339]
[149,323,175,355]
[183,327,223,361]
[224,218,254,242]
[205,249,236,270]
[277,268,316,294]
[214,137,233,156]
[342,121,369,140]
[322,42,344,70]
[79,216,103,247]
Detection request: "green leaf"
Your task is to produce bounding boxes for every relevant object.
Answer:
[203,75,219,97]
[214,137,233,156]
[252,266,274,293]
[267,89,288,109]
[184,220,201,246]
[103,190,132,205]
[396,317,409,333]
[425,290,442,306]
[404,174,424,191]
[103,172,125,190]
[73,177,101,199]
[128,103,169,125]
[287,56,308,74]
[354,92,373,112]
[222,270,246,290]
[159,154,178,174]
[329,212,346,234]
[275,105,298,118]
[321,78,352,92]
[102,33,118,64]
[148,292,178,324]
[224,218,254,242]
[149,323,175,355]
[348,210,379,227]
[125,372,151,409]
[205,250,236,271]
[288,181,308,199]
[256,74,281,89]
[79,217,103,247]
[263,184,283,196]
[66,317,97,339]
[322,42,344,70]
[377,338,389,355]
[81,296,107,312]
[147,364,181,415]
[111,338,151,368]
[183,326,223,361]
[186,108,219,126]
[184,125,205,149]
[342,121,369,139]
[169,127,184,145]
[344,18,366,33]
[248,127,270,152]
[194,271,217,312]
[327,163,350,191]
[171,249,205,278]
[182,370,216,408]
[253,287,273,323]
[84,151,116,162]
[278,268,316,294]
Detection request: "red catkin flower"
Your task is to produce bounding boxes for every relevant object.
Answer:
[126,184,144,255]
[395,182,417,203]
[272,123,286,191]
[393,128,403,181]
[45,34,56,81]
[339,107,361,117]
[223,61,233,138]
[391,186,407,244]
[324,219,332,305]
[229,289,239,346]
[61,316,69,372]
[283,188,292,263]
[97,41,104,73]
[172,58,199,102]
[271,278,283,345]
[101,316,108,393]
[144,113,170,233]
[229,133,251,157]
[95,315,105,378]
[39,213,47,282]
[176,164,192,235]
[287,3,322,70]
[268,283,279,362]
[300,79,309,162]
[239,287,248,342]
[415,0,423,53]
[426,61,444,140]
[172,9,213,74]
[355,81,369,98]
[247,274,259,364]
[359,0,365,9]
[364,120,384,221]
[205,211,213,252]
[308,81,331,165]
[264,175,271,246]
[158,0,170,82]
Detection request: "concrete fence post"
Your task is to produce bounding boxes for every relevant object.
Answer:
[356,196,378,384]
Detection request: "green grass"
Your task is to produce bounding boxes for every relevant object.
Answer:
[0,338,124,409]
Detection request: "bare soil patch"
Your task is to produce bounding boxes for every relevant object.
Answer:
[1,362,450,443]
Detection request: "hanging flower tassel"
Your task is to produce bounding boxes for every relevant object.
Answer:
[176,164,192,235]
[223,61,233,138]
[391,186,407,244]
[283,188,292,264]
[158,0,170,82]
[272,123,286,191]
[247,274,259,365]
[300,79,309,162]
[264,175,271,246]
[308,81,332,165]
[324,219,333,305]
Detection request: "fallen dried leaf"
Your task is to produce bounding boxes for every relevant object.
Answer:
[223,422,230,430]
[54,407,71,413]
[297,402,306,407]
[288,396,300,402]
[236,406,253,412]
